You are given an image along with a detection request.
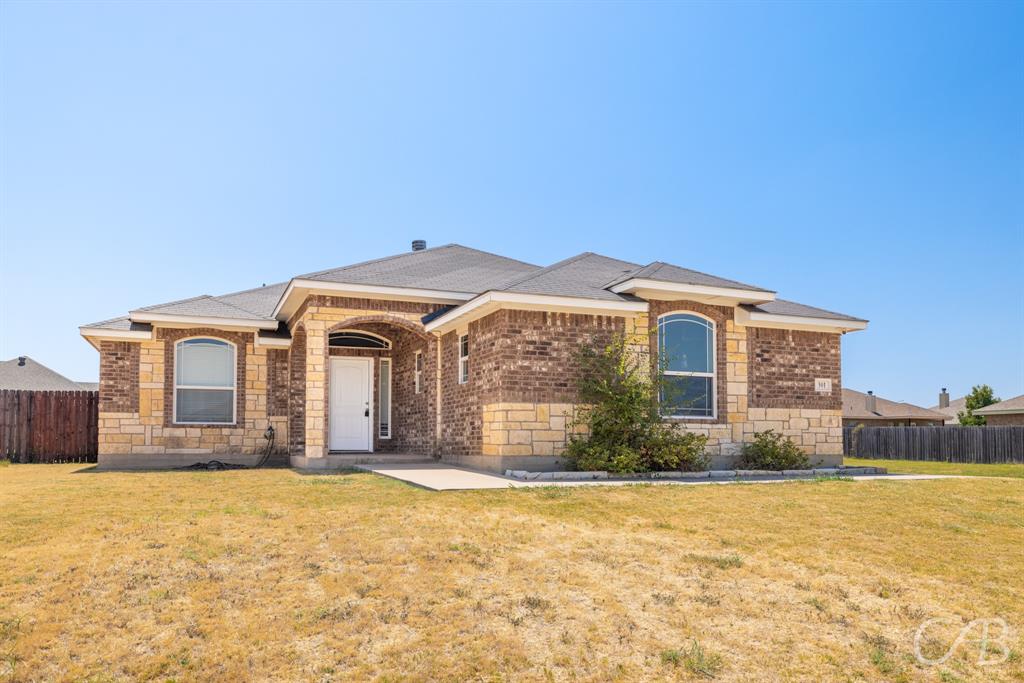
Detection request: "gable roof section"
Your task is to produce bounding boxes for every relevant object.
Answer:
[0,356,96,391]
[929,395,966,422]
[298,244,540,293]
[973,394,1024,416]
[843,388,949,421]
[742,299,866,322]
[607,261,773,293]
[498,252,643,301]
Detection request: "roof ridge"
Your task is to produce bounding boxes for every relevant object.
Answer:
[497,252,600,291]
[209,296,277,320]
[297,242,540,282]
[215,281,288,298]
[133,294,213,312]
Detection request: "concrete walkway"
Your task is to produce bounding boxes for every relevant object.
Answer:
[355,462,959,492]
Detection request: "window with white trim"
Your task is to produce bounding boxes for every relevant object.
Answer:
[379,358,391,438]
[657,313,715,418]
[414,351,423,394]
[174,338,236,424]
[458,334,469,384]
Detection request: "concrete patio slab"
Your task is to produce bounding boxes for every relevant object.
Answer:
[355,462,962,492]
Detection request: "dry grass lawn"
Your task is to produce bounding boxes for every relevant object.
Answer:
[1,463,1022,682]
[844,457,1024,479]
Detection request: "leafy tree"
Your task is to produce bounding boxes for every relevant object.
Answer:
[958,384,1000,425]
[564,333,708,473]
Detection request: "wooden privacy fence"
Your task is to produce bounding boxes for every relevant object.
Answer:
[0,389,99,463]
[843,425,1024,464]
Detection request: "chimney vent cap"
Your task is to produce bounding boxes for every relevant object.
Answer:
[411,240,427,252]
[17,356,26,366]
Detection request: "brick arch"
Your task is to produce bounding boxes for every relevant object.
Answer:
[288,324,307,455]
[325,314,430,340]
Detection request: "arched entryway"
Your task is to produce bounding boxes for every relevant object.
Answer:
[322,316,437,455]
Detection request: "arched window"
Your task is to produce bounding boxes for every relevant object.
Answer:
[174,338,236,424]
[657,313,715,418]
[328,330,391,349]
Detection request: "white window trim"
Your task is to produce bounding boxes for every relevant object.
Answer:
[458,334,469,384]
[172,336,238,425]
[657,312,717,421]
[414,351,423,394]
[379,357,392,439]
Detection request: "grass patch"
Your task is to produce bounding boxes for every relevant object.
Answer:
[0,465,1021,680]
[845,457,1024,478]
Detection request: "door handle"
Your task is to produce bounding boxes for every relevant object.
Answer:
[364,408,370,417]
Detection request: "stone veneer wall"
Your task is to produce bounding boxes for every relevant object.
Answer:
[97,330,286,463]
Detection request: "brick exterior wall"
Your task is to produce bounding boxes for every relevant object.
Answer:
[984,413,1024,426]
[160,328,249,427]
[748,327,841,410]
[288,326,307,455]
[99,341,139,412]
[267,349,289,418]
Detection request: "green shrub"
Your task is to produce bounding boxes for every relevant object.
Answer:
[739,430,810,470]
[564,334,709,474]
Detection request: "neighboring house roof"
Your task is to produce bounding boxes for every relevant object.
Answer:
[929,395,966,423]
[973,394,1024,416]
[81,243,868,336]
[843,388,949,422]
[0,356,97,391]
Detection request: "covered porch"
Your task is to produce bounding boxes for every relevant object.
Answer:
[287,312,440,469]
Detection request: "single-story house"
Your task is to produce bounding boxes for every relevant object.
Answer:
[0,356,98,391]
[80,242,868,471]
[973,395,1024,426]
[930,388,966,425]
[842,388,948,427]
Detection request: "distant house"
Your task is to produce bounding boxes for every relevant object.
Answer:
[930,388,965,425]
[842,388,947,427]
[0,356,98,392]
[973,395,1024,426]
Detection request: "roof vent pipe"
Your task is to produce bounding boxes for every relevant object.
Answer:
[865,390,876,413]
[939,388,949,409]
[411,240,427,252]
[18,356,26,366]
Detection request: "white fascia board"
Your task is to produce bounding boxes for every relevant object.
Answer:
[735,307,868,333]
[129,312,278,331]
[610,278,776,304]
[79,325,155,350]
[273,279,475,321]
[425,291,648,334]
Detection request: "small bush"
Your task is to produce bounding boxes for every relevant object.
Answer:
[738,430,809,470]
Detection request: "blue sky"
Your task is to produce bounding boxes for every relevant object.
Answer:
[1,1,1021,407]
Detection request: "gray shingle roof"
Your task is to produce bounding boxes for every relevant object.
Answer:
[0,356,97,391]
[133,294,277,321]
[499,252,642,301]
[298,244,540,293]
[609,261,773,293]
[974,394,1024,415]
[81,316,154,332]
[743,299,866,322]
[81,244,868,331]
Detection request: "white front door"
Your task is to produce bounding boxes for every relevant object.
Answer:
[329,357,372,452]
